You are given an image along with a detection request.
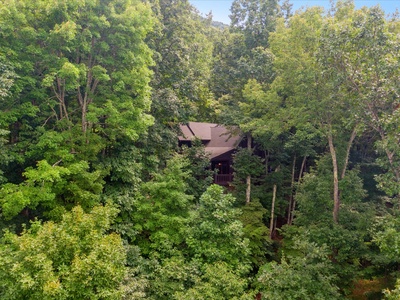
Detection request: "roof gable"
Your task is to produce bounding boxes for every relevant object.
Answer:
[179,122,242,160]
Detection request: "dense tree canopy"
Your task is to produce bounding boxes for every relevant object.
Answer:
[1,0,400,298]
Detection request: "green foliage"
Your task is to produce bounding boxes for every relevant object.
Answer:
[142,185,253,299]
[185,185,251,272]
[295,155,366,225]
[211,31,248,99]
[148,0,215,120]
[174,261,251,300]
[375,110,400,198]
[374,214,400,299]
[180,139,214,200]
[143,255,198,300]
[233,148,264,181]
[131,155,193,257]
[230,0,280,48]
[240,199,273,268]
[0,0,155,136]
[139,0,216,176]
[0,160,104,220]
[290,153,379,291]
[0,0,157,229]
[256,238,341,300]
[384,280,400,300]
[0,205,128,300]
[373,215,400,263]
[1,1,400,299]
[0,129,11,184]
[0,57,16,99]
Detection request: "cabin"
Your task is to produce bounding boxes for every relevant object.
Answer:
[179,122,242,186]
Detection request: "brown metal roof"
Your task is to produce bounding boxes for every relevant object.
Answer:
[178,124,195,141]
[208,125,241,148]
[179,122,242,159]
[178,122,216,141]
[187,122,217,140]
[206,147,236,160]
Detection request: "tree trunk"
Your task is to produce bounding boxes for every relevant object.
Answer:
[246,133,252,203]
[77,61,99,134]
[287,155,296,225]
[82,105,87,133]
[246,176,251,204]
[54,77,70,124]
[290,155,307,225]
[328,130,340,224]
[270,184,277,238]
[341,124,358,179]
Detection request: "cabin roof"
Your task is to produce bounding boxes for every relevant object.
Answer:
[179,122,241,160]
[179,122,217,141]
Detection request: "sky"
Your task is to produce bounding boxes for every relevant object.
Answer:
[190,0,400,24]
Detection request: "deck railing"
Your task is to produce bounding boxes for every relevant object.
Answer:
[214,174,233,185]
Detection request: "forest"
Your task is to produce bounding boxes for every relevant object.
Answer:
[0,0,400,299]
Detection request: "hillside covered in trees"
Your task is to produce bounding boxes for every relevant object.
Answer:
[1,0,400,299]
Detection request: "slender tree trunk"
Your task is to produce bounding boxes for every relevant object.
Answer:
[270,184,277,238]
[328,124,358,223]
[54,78,70,123]
[57,78,64,120]
[245,176,251,203]
[287,155,296,224]
[77,55,99,134]
[290,155,307,225]
[82,106,87,133]
[328,130,340,224]
[341,124,358,179]
[246,133,252,203]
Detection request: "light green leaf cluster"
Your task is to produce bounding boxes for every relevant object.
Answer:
[0,58,16,98]
[0,160,103,219]
[174,261,251,300]
[0,205,127,300]
[373,215,400,262]
[384,280,400,300]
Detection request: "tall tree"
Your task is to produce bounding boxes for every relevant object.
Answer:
[130,155,193,257]
[148,0,214,118]
[230,0,280,48]
[0,58,17,184]
[0,205,133,299]
[137,0,215,178]
[0,0,155,218]
[185,185,251,271]
[269,4,362,223]
[318,5,400,204]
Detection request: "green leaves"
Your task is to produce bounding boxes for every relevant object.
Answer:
[0,0,157,224]
[131,155,193,257]
[0,204,127,300]
[230,0,280,48]
[373,215,400,262]
[0,160,103,219]
[174,262,250,300]
[0,57,16,99]
[257,238,340,300]
[186,185,250,271]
